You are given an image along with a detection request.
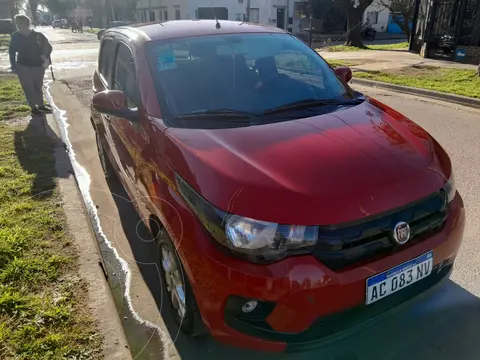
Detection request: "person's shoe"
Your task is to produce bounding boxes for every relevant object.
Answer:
[38,105,52,113]
[31,107,41,115]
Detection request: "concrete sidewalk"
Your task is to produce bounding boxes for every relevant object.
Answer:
[319,48,478,72]
[312,32,406,44]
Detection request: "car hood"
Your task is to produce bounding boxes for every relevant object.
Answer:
[166,100,450,225]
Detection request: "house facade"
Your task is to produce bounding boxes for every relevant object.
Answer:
[364,0,391,33]
[135,0,312,35]
[136,0,392,37]
[0,0,12,19]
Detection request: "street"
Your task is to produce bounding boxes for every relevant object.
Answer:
[31,27,480,359]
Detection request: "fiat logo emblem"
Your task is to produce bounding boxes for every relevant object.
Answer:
[393,222,411,245]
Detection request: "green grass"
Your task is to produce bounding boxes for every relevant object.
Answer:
[355,66,480,99]
[0,76,30,120]
[0,35,10,53]
[326,59,360,68]
[327,42,409,52]
[85,28,100,34]
[367,42,409,50]
[0,76,102,359]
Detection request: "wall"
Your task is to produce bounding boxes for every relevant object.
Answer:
[387,14,411,33]
[187,0,247,22]
[136,0,189,22]
[457,46,480,64]
[135,0,301,32]
[363,0,390,32]
[0,0,12,19]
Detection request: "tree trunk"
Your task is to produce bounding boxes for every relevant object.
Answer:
[471,0,480,46]
[28,0,38,24]
[403,16,411,41]
[344,6,365,47]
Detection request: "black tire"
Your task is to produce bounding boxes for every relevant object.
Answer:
[157,228,205,337]
[95,130,116,179]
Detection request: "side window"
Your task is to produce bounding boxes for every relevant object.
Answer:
[274,50,315,73]
[113,43,140,109]
[99,38,115,81]
[273,50,331,91]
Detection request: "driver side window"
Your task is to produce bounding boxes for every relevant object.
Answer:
[274,50,316,73]
[113,43,140,109]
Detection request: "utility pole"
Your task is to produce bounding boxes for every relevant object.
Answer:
[246,0,250,21]
[149,0,152,21]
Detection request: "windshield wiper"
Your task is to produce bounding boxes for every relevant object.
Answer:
[174,109,258,120]
[263,98,364,115]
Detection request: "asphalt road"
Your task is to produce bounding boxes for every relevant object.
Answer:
[36,27,480,360]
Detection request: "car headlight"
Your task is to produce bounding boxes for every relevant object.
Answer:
[444,172,456,203]
[176,174,318,263]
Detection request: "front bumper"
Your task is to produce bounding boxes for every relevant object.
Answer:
[180,193,465,352]
[225,259,452,352]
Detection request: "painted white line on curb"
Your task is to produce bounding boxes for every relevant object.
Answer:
[44,80,178,359]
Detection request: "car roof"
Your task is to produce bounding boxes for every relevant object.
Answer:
[110,20,288,43]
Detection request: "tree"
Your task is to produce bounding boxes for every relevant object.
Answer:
[334,0,374,47]
[310,0,374,47]
[7,0,22,19]
[111,0,136,21]
[379,0,415,41]
[28,0,39,23]
[42,0,74,16]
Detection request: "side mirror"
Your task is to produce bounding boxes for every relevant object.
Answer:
[92,90,138,122]
[334,67,353,83]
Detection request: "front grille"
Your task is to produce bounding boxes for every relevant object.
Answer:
[313,191,448,271]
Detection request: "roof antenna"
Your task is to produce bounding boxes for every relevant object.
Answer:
[212,7,221,28]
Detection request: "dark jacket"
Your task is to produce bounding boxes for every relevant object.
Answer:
[9,31,53,69]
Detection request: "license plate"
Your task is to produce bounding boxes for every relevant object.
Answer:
[366,251,433,305]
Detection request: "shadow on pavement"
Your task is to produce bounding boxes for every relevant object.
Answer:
[105,176,480,360]
[14,114,67,198]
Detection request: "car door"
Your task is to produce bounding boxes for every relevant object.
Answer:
[106,40,144,198]
[94,36,118,168]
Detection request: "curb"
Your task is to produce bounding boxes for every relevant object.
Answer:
[45,86,133,360]
[350,78,480,109]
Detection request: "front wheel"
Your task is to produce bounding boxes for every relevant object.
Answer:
[157,228,205,337]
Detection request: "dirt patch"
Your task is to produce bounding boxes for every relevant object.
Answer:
[2,116,31,127]
[62,78,94,108]
[383,65,442,77]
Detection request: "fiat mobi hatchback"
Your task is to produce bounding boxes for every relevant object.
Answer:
[90,20,465,352]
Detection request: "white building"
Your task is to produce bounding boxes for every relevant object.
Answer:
[135,0,391,35]
[364,0,390,33]
[135,0,306,35]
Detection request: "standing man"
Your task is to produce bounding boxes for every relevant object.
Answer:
[9,14,53,115]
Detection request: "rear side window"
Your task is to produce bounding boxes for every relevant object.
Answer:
[99,38,115,81]
[113,43,140,108]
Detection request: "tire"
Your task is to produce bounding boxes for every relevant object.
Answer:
[157,228,205,337]
[95,130,116,179]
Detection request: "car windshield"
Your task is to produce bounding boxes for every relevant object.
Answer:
[146,33,352,123]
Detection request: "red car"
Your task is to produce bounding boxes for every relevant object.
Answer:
[91,20,465,352]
